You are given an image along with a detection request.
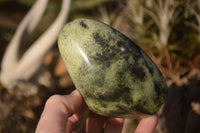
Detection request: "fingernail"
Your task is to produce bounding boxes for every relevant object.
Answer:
[70,89,80,96]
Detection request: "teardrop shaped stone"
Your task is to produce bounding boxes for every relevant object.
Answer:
[58,19,168,118]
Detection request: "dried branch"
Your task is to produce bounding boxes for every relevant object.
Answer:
[126,0,150,42]
[1,0,48,73]
[144,0,178,50]
[186,3,200,37]
[99,6,111,25]
[143,8,160,29]
[0,0,71,91]
[128,0,144,25]
[17,0,71,79]
[185,21,200,32]
[188,4,200,24]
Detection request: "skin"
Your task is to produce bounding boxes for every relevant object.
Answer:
[35,89,158,133]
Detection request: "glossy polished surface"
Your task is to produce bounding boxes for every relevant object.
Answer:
[58,19,168,117]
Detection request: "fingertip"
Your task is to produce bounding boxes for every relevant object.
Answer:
[85,111,106,133]
[70,89,83,102]
[135,114,158,133]
[111,117,124,123]
[70,89,81,96]
[104,117,123,133]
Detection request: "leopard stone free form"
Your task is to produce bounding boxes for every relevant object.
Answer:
[58,19,168,118]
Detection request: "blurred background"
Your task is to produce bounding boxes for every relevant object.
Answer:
[0,0,200,132]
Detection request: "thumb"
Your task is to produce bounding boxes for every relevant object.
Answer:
[35,90,83,133]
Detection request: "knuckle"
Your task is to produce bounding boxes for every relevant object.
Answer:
[45,95,63,107]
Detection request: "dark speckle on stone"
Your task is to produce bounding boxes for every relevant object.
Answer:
[99,86,126,101]
[154,81,162,98]
[129,64,146,81]
[93,32,107,47]
[121,89,133,104]
[94,53,109,61]
[144,60,154,75]
[152,81,165,108]
[117,40,124,47]
[127,40,142,61]
[80,20,88,29]
[101,103,107,108]
[135,100,146,112]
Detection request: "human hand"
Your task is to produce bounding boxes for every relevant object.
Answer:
[35,90,158,133]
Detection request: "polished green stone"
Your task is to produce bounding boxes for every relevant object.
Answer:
[58,18,168,118]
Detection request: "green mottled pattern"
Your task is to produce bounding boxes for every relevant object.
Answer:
[58,19,168,117]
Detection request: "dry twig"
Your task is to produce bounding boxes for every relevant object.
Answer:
[144,0,178,50]
[0,0,71,93]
